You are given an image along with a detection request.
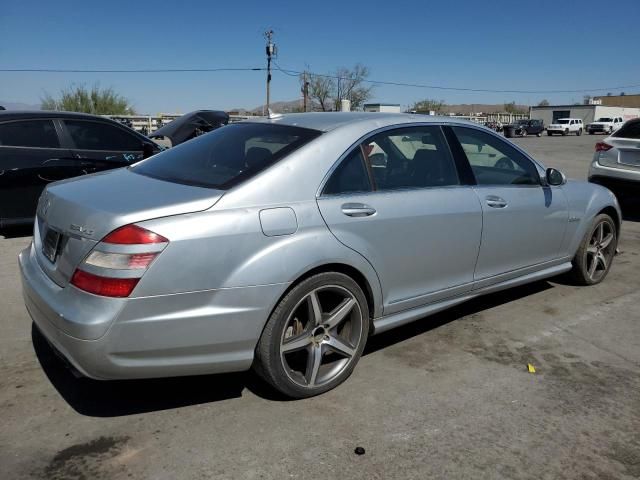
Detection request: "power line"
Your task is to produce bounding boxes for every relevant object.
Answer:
[0,67,265,73]
[272,63,640,94]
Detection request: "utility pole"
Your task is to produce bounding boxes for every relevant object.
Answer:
[302,71,309,112]
[265,30,276,115]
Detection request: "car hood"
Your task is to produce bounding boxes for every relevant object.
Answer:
[35,168,224,286]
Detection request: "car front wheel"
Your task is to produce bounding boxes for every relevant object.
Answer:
[577,128,583,136]
[570,214,617,285]
[254,272,370,398]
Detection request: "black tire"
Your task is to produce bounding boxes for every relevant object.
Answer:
[253,272,370,398]
[562,129,568,136]
[589,131,594,135]
[569,213,617,286]
[576,128,583,136]
[521,129,527,137]
[547,131,553,136]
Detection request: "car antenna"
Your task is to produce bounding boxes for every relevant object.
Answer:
[267,108,283,120]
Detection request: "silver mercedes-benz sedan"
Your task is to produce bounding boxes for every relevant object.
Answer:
[20,112,621,398]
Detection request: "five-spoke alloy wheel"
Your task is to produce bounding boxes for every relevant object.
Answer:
[254,272,369,398]
[570,214,617,285]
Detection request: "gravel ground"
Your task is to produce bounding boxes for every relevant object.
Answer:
[1,132,639,480]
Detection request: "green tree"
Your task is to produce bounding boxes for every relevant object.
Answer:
[41,84,135,115]
[411,99,447,113]
[504,101,525,114]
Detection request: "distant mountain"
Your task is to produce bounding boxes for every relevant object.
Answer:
[0,101,41,110]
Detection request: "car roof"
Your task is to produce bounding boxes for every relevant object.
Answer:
[0,110,117,122]
[244,112,479,132]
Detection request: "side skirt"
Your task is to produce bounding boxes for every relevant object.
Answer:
[372,261,572,335]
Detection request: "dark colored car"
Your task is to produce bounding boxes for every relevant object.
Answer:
[0,111,161,228]
[504,119,544,138]
[148,110,229,148]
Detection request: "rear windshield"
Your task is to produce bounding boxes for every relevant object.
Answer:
[131,123,321,189]
[612,120,640,139]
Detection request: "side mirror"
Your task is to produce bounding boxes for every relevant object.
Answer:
[142,142,156,159]
[546,167,566,186]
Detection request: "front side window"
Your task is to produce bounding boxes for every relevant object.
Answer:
[65,120,142,151]
[362,126,459,191]
[133,123,321,189]
[0,120,59,148]
[452,126,540,186]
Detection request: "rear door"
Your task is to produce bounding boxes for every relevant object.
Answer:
[62,119,146,173]
[317,125,483,314]
[0,118,72,224]
[449,126,568,283]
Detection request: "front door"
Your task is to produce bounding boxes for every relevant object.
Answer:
[449,126,568,283]
[317,125,483,314]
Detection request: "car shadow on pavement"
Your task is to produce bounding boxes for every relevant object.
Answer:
[31,324,277,417]
[1,225,33,239]
[33,281,553,416]
[364,280,552,356]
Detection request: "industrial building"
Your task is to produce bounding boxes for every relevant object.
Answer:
[530,103,640,126]
[363,103,402,113]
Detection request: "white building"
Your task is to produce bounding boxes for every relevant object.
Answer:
[363,103,402,113]
[529,104,640,126]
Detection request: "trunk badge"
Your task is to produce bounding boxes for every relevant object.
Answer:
[69,224,95,237]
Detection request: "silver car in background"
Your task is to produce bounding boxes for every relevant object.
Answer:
[589,118,640,201]
[20,113,621,398]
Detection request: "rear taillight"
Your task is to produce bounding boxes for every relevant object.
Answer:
[595,142,613,152]
[70,224,168,297]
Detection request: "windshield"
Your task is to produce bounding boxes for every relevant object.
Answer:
[132,123,321,189]
[596,118,612,122]
[556,119,570,124]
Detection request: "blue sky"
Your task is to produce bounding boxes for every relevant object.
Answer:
[1,0,639,113]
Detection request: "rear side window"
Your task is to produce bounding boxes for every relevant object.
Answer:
[613,120,640,139]
[65,120,142,151]
[323,149,371,195]
[132,123,321,189]
[0,120,60,148]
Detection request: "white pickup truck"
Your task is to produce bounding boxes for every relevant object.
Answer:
[587,116,624,135]
[547,118,583,136]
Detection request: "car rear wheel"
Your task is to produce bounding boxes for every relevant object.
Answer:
[254,272,369,398]
[521,129,527,137]
[576,128,583,136]
[570,214,617,285]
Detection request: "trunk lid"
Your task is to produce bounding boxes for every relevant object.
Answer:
[601,137,640,170]
[35,168,224,286]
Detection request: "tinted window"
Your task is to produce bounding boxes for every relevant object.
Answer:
[133,123,321,189]
[362,126,459,190]
[0,120,59,148]
[613,120,640,139]
[65,120,142,151]
[324,149,371,195]
[452,126,540,186]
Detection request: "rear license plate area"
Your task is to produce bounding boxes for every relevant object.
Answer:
[42,228,61,263]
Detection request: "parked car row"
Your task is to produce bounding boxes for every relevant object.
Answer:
[0,110,228,229]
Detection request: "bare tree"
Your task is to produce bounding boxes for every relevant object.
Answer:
[332,64,374,110]
[537,99,550,106]
[304,74,335,112]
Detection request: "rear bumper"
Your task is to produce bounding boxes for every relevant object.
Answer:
[589,160,640,188]
[20,244,288,380]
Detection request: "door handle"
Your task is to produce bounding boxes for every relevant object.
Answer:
[341,203,376,217]
[485,195,508,208]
